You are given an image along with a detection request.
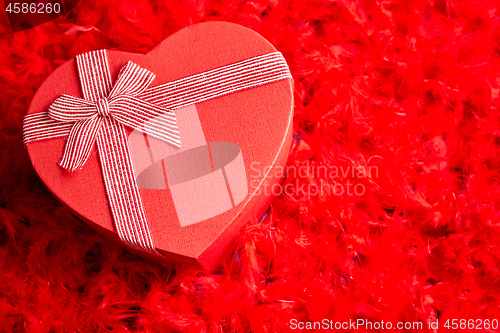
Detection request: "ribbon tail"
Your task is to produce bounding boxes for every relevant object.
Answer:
[110,96,181,148]
[59,115,102,172]
[96,117,158,254]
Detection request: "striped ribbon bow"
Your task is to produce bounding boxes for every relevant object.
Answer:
[23,49,292,254]
[49,59,181,173]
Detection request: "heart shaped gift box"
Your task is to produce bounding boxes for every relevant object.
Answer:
[23,22,293,271]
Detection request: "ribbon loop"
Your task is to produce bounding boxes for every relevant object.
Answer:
[48,95,97,122]
[108,61,156,99]
[110,95,181,147]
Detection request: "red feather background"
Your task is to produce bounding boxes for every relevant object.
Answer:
[2,0,500,332]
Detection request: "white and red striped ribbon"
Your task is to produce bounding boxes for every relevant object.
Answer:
[23,49,292,254]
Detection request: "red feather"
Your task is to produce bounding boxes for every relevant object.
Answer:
[1,0,500,331]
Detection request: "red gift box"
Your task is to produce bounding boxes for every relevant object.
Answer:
[23,22,293,271]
